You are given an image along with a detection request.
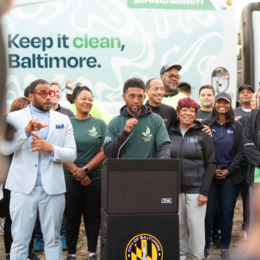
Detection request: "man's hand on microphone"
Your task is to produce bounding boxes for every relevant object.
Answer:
[25,119,48,134]
[30,133,53,153]
[124,118,138,132]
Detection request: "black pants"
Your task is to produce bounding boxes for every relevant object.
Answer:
[3,188,35,254]
[65,177,101,254]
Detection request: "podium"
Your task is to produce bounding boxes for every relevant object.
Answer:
[101,159,180,260]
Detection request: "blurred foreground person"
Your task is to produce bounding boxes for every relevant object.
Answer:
[169,97,216,260]
[63,86,107,260]
[0,79,76,260]
[203,92,244,260]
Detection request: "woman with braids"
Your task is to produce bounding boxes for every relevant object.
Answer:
[202,92,244,260]
[63,86,107,260]
[169,97,216,260]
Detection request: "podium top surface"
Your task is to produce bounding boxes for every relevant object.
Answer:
[104,158,179,171]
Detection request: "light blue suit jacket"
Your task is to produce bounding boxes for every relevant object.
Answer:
[1,106,77,195]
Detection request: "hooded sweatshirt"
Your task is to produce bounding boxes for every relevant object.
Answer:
[103,105,170,159]
[169,120,216,196]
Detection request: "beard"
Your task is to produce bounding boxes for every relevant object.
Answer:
[34,97,51,111]
[126,103,141,115]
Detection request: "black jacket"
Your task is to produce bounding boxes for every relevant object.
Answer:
[169,120,216,196]
[202,118,244,186]
[103,105,171,158]
[242,109,260,184]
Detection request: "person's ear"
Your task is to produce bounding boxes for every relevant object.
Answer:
[28,93,34,103]
[122,93,126,102]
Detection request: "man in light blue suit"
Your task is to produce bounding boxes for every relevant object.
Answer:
[1,79,77,260]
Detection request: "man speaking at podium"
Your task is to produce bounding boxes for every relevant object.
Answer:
[103,77,171,159]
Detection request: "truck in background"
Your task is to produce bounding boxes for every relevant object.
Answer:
[3,0,237,115]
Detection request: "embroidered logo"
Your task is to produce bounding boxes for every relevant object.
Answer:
[142,127,153,142]
[56,123,64,129]
[104,136,111,143]
[227,130,234,134]
[187,137,198,143]
[88,126,98,136]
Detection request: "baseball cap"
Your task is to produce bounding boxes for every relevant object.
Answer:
[62,80,81,95]
[160,63,182,74]
[238,84,254,93]
[178,81,191,89]
[215,92,232,103]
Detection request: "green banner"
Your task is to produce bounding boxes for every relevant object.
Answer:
[127,0,216,10]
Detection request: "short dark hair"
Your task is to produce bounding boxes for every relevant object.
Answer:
[178,85,191,93]
[24,86,30,97]
[199,85,215,95]
[123,77,145,94]
[145,78,160,90]
[29,79,50,94]
[72,86,93,101]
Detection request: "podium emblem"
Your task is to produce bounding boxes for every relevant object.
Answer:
[125,233,163,260]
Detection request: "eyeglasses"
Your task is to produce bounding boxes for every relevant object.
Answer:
[32,91,56,98]
[164,73,181,80]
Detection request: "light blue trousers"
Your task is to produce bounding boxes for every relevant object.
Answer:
[10,186,65,260]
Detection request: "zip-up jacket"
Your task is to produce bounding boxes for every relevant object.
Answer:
[103,105,171,159]
[242,109,260,184]
[169,120,216,196]
[202,118,244,186]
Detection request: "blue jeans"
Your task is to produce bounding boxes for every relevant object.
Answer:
[35,214,66,241]
[205,176,240,250]
[238,170,249,230]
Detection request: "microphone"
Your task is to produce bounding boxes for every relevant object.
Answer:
[134,110,137,118]
[117,110,138,159]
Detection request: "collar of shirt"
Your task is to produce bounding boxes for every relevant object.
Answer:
[29,104,51,115]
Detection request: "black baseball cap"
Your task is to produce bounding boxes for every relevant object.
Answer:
[238,84,254,93]
[178,81,191,89]
[215,92,232,103]
[160,63,182,74]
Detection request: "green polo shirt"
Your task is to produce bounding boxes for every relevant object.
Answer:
[64,116,107,181]
[104,112,170,158]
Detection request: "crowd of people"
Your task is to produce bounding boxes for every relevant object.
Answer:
[0,62,259,260]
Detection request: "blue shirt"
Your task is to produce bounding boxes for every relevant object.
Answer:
[212,121,234,166]
[29,105,50,186]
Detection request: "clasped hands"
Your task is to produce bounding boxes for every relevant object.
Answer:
[73,167,91,186]
[214,169,230,179]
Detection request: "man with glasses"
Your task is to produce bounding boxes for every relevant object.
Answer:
[160,63,186,109]
[0,79,76,260]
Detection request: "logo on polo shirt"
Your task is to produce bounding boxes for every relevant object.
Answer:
[142,127,153,142]
[88,126,98,136]
[125,233,163,260]
[227,130,234,134]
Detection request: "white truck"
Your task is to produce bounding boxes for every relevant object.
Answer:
[3,0,237,115]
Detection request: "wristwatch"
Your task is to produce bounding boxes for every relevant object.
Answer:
[83,166,90,174]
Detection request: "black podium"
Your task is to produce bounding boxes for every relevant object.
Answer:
[101,159,180,260]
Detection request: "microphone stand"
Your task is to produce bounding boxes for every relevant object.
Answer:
[117,111,137,159]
